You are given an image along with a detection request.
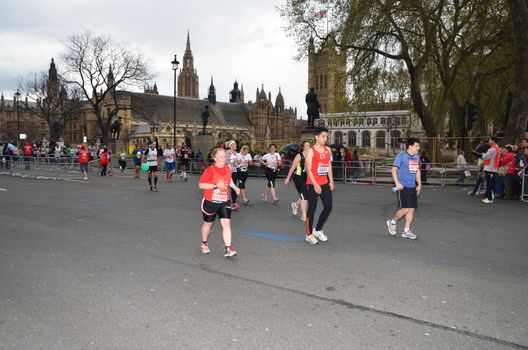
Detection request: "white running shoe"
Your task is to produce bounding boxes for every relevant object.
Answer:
[313,229,328,242]
[300,213,306,222]
[482,198,494,204]
[291,202,299,215]
[401,230,417,240]
[305,234,318,245]
[386,219,397,236]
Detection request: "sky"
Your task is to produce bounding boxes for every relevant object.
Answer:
[0,0,308,118]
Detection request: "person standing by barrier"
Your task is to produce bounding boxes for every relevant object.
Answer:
[481,137,501,204]
[22,140,34,170]
[501,145,516,200]
[78,144,90,181]
[198,147,239,258]
[237,145,253,204]
[132,144,143,179]
[143,142,160,192]
[456,150,468,184]
[284,140,310,221]
[179,142,192,182]
[351,150,362,183]
[420,151,430,185]
[163,144,176,182]
[305,128,333,244]
[386,137,422,240]
[260,144,281,204]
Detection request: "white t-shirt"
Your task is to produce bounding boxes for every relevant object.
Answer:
[145,148,158,166]
[262,153,281,169]
[164,148,175,163]
[227,150,238,173]
[237,153,253,171]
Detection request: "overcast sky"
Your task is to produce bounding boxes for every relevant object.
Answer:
[0,0,308,118]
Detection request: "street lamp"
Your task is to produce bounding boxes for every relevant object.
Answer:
[171,54,180,146]
[14,89,21,146]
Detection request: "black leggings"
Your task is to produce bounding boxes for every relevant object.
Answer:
[305,183,333,235]
[265,167,277,188]
[237,170,248,189]
[231,171,239,203]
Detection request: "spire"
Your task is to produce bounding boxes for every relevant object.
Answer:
[49,58,58,82]
[153,82,158,94]
[186,30,191,50]
[107,64,115,87]
[208,75,216,105]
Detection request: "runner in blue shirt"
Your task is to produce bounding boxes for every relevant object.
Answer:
[132,143,143,179]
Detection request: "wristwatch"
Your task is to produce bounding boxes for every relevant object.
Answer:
[213,185,218,189]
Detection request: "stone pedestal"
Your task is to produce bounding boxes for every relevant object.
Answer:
[193,133,216,155]
[300,128,316,142]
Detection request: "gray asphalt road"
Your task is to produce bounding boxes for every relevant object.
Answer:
[1,173,527,350]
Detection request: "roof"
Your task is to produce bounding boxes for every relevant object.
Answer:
[127,92,251,126]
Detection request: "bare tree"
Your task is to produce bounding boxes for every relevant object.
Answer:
[61,32,153,144]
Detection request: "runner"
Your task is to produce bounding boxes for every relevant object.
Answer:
[305,128,333,244]
[142,142,160,192]
[118,146,127,174]
[386,137,422,240]
[78,144,90,181]
[198,147,239,258]
[179,141,192,182]
[99,148,109,176]
[132,143,144,178]
[226,140,240,210]
[237,145,253,204]
[260,144,281,204]
[163,143,176,182]
[284,140,310,221]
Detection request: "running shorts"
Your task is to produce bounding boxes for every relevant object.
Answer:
[80,163,88,172]
[293,174,308,200]
[265,167,278,188]
[201,198,232,222]
[165,162,175,171]
[148,166,158,173]
[119,160,127,169]
[237,170,248,189]
[397,187,418,209]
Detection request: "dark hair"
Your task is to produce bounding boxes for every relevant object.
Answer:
[298,140,310,154]
[407,137,420,146]
[489,136,498,143]
[314,127,329,136]
[269,144,277,150]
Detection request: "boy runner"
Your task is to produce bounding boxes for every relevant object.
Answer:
[143,142,160,192]
[386,137,422,240]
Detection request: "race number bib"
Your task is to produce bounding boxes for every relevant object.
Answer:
[212,189,228,202]
[409,160,419,174]
[317,163,329,176]
[184,153,188,159]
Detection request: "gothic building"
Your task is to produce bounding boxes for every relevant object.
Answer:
[177,32,199,98]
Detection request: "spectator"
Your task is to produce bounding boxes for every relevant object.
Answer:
[420,151,431,185]
[22,140,34,170]
[99,148,109,176]
[456,150,468,184]
[500,145,516,200]
[481,137,501,204]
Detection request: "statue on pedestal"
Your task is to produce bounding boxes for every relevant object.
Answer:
[111,117,122,139]
[305,87,320,128]
[200,105,210,134]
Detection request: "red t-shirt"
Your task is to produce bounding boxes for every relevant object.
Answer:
[199,164,231,203]
[307,146,331,185]
[99,152,109,165]
[78,150,90,164]
[22,145,33,156]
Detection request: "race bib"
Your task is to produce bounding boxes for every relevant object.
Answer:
[317,163,329,175]
[409,160,419,174]
[212,189,228,202]
[184,154,188,159]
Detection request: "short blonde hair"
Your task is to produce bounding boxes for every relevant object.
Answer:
[211,147,226,158]
[240,145,250,152]
[226,140,236,148]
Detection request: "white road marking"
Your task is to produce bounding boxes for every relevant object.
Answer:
[0,188,7,191]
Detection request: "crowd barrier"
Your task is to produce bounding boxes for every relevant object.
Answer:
[522,167,528,203]
[0,155,524,193]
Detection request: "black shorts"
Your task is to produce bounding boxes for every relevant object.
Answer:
[201,199,232,222]
[293,174,308,200]
[80,163,89,172]
[119,160,127,169]
[397,187,418,209]
[180,158,190,167]
[148,166,158,173]
[237,170,248,189]
[265,167,278,188]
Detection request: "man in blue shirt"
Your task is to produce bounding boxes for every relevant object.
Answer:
[386,138,422,240]
[132,143,143,178]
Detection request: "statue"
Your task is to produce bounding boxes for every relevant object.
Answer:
[52,119,62,139]
[200,105,210,134]
[111,117,122,139]
[305,87,320,128]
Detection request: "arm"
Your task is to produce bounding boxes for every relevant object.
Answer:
[284,154,301,184]
[481,148,496,161]
[391,167,403,190]
[305,149,321,194]
[416,166,422,195]
[327,147,334,190]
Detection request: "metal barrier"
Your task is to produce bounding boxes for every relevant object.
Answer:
[522,167,528,203]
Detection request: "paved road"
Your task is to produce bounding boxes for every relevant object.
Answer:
[1,173,527,349]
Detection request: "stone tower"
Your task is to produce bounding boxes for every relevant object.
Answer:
[178,31,199,98]
[307,35,347,113]
[48,58,59,99]
[208,76,216,105]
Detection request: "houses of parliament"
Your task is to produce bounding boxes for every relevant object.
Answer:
[0,33,349,152]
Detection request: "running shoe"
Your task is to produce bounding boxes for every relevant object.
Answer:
[224,246,238,258]
[272,198,280,204]
[300,213,306,221]
[242,198,250,205]
[233,203,241,210]
[401,230,417,240]
[83,177,88,181]
[201,242,210,254]
[262,193,268,202]
[150,186,153,191]
[386,219,397,236]
[466,191,474,196]
[313,229,328,242]
[153,186,159,192]
[305,234,318,245]
[482,198,493,204]
[291,202,299,215]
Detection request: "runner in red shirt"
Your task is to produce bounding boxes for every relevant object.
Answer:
[304,127,334,244]
[99,148,109,176]
[22,141,34,170]
[78,144,90,181]
[198,147,240,258]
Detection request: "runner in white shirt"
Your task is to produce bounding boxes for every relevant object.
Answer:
[260,144,281,204]
[142,141,160,192]
[164,144,176,182]
[226,140,240,210]
[237,145,253,204]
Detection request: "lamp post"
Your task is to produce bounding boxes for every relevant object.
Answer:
[14,89,21,146]
[171,55,180,146]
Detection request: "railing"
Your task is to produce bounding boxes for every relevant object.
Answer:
[522,167,528,203]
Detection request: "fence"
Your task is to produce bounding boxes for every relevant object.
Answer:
[522,167,528,203]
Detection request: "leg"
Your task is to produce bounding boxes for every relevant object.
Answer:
[305,185,319,236]
[219,218,232,247]
[393,208,409,223]
[404,208,415,230]
[315,184,333,231]
[201,221,214,242]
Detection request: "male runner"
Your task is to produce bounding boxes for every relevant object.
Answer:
[132,144,143,178]
[164,144,176,182]
[386,137,422,240]
[143,142,160,191]
[78,144,90,180]
[305,127,333,244]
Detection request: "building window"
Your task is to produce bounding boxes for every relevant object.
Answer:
[391,130,402,149]
[362,131,371,148]
[334,131,343,145]
[348,131,357,146]
[373,118,378,125]
[367,118,371,126]
[376,130,386,148]
[401,117,407,125]
[381,117,386,125]
[395,117,400,125]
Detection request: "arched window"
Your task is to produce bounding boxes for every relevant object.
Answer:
[334,131,343,145]
[376,130,386,148]
[391,130,402,149]
[381,117,386,125]
[362,130,371,148]
[359,118,364,125]
[373,118,378,126]
[367,118,372,126]
[395,117,400,125]
[401,117,407,125]
[348,131,357,146]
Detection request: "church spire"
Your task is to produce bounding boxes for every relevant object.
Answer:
[178,31,199,98]
[208,76,216,105]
